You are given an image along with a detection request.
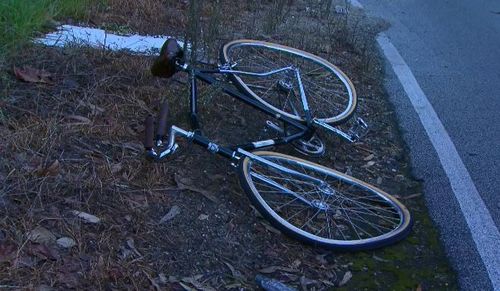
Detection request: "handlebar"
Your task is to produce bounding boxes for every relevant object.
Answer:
[156,102,169,143]
[144,115,154,149]
[143,101,190,161]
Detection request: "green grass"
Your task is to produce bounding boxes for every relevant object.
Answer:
[0,0,93,58]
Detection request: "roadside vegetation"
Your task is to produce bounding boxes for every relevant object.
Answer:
[0,0,457,289]
[0,0,97,58]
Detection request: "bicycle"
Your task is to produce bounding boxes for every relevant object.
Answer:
[142,38,412,251]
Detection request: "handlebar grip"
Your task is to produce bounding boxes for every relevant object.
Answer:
[156,102,169,140]
[144,115,154,149]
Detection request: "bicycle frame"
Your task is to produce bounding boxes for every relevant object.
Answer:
[145,58,329,186]
[176,60,317,150]
[145,55,363,179]
[142,39,413,251]
[145,123,326,196]
[185,59,368,141]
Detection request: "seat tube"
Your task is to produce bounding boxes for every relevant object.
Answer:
[189,70,200,130]
[295,69,313,125]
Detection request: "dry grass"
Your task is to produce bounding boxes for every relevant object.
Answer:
[91,0,187,36]
[0,0,457,290]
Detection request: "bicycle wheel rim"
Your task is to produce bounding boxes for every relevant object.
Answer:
[239,151,412,250]
[222,40,357,125]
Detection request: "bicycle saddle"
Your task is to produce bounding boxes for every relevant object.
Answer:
[151,38,184,78]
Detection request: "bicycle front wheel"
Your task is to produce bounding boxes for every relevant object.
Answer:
[221,40,357,125]
[238,151,412,250]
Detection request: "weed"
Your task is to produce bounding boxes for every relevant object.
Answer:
[0,1,457,289]
[263,0,292,34]
[0,0,93,58]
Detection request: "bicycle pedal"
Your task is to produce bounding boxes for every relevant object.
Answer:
[314,117,368,143]
[347,117,369,142]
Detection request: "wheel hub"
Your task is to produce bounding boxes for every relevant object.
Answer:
[318,184,335,196]
[311,199,329,210]
[278,79,293,92]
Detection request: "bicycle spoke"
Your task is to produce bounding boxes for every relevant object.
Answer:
[243,153,409,246]
[224,41,355,121]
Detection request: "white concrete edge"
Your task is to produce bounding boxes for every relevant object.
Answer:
[36,25,183,55]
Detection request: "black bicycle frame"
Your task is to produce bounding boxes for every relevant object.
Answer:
[181,65,315,153]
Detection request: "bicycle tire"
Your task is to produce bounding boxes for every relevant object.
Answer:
[238,151,412,251]
[221,40,357,125]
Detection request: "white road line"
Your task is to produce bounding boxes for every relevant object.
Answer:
[377,33,500,290]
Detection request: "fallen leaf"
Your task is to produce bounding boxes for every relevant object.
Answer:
[324,270,337,280]
[57,270,80,288]
[28,243,59,260]
[110,162,123,174]
[14,66,53,84]
[197,214,209,220]
[255,275,298,291]
[46,160,60,175]
[0,241,17,263]
[179,282,197,291]
[13,256,37,268]
[290,259,301,269]
[36,160,60,176]
[126,237,142,257]
[159,205,181,223]
[181,275,216,291]
[260,222,281,234]
[107,266,125,281]
[157,273,167,284]
[66,115,92,124]
[372,255,389,262]
[56,237,76,248]
[338,271,352,286]
[315,254,328,265]
[320,279,336,287]
[224,262,244,280]
[224,283,242,289]
[174,174,218,203]
[259,266,299,274]
[122,142,143,153]
[143,270,161,291]
[78,100,104,114]
[249,205,263,218]
[27,227,56,244]
[362,161,376,168]
[118,245,133,260]
[401,193,423,200]
[71,210,101,224]
[363,154,374,161]
[300,276,318,289]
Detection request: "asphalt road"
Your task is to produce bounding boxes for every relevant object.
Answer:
[358,0,500,290]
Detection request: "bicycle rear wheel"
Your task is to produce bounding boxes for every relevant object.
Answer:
[221,40,357,125]
[238,151,412,250]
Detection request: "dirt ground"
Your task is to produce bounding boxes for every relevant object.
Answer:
[0,1,457,290]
